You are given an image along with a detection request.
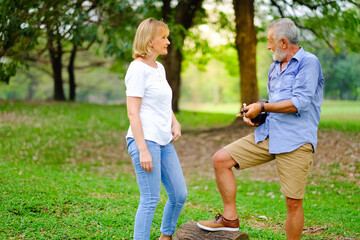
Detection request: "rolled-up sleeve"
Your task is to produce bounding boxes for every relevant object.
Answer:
[291,56,321,113]
[259,48,324,154]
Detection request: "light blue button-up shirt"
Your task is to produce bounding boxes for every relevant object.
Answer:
[255,47,324,154]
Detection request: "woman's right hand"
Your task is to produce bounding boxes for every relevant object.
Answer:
[140,149,153,172]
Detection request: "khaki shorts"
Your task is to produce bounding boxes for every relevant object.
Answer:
[223,133,313,199]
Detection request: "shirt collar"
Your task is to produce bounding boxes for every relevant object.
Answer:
[291,47,304,61]
[274,46,304,65]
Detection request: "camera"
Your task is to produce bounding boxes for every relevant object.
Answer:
[241,101,268,125]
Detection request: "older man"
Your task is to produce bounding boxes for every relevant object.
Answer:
[197,18,324,240]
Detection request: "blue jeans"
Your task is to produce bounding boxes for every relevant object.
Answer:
[126,138,187,240]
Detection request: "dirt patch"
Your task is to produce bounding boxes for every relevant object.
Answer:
[78,123,360,187]
[174,124,360,183]
[81,124,359,183]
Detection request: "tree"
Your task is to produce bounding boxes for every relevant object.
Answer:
[1,0,102,100]
[95,0,205,111]
[161,0,205,112]
[0,0,42,83]
[36,0,106,100]
[2,0,205,106]
[176,0,359,113]
[233,0,258,104]
[104,0,206,112]
[317,49,360,100]
[231,0,360,108]
[2,0,137,101]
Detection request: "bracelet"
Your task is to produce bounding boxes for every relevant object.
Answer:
[260,102,265,112]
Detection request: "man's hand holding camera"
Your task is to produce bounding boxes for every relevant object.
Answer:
[236,102,263,127]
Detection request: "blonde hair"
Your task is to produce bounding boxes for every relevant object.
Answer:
[133,18,169,59]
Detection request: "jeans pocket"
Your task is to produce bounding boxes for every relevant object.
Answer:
[126,138,138,157]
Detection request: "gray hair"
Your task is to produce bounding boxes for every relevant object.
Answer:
[268,18,299,45]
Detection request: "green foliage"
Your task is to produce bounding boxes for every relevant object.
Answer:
[302,4,360,53]
[262,0,360,54]
[0,59,125,104]
[213,45,239,77]
[181,41,272,104]
[339,7,360,53]
[0,0,42,83]
[0,0,146,89]
[100,0,143,59]
[316,49,360,100]
[0,61,17,84]
[2,0,360,106]
[181,59,240,104]
[182,30,212,72]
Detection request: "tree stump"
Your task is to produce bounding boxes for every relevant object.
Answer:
[174,221,250,240]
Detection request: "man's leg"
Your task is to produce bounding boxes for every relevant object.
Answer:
[285,197,303,240]
[196,149,242,232]
[212,149,239,220]
[197,133,274,232]
[213,134,273,220]
[276,143,313,240]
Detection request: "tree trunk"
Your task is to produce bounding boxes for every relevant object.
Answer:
[162,45,182,113]
[161,0,203,112]
[49,37,66,101]
[25,72,36,100]
[68,44,77,101]
[233,0,259,108]
[174,221,250,240]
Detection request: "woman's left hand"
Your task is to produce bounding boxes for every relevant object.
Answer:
[171,121,181,142]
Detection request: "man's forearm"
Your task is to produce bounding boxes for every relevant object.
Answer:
[264,100,298,113]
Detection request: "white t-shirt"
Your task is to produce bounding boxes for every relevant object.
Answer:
[125,61,173,145]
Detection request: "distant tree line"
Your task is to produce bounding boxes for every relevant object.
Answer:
[1,0,359,110]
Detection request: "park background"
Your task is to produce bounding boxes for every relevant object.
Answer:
[0,0,359,239]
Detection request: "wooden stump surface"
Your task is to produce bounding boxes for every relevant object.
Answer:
[174,221,249,240]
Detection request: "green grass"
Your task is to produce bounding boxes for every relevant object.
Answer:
[318,100,360,132]
[0,100,359,239]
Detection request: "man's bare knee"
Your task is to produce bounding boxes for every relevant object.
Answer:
[286,197,303,212]
[212,149,237,170]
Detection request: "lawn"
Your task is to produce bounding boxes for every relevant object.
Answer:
[0,100,359,239]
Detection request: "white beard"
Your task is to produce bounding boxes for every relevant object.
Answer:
[272,46,287,62]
